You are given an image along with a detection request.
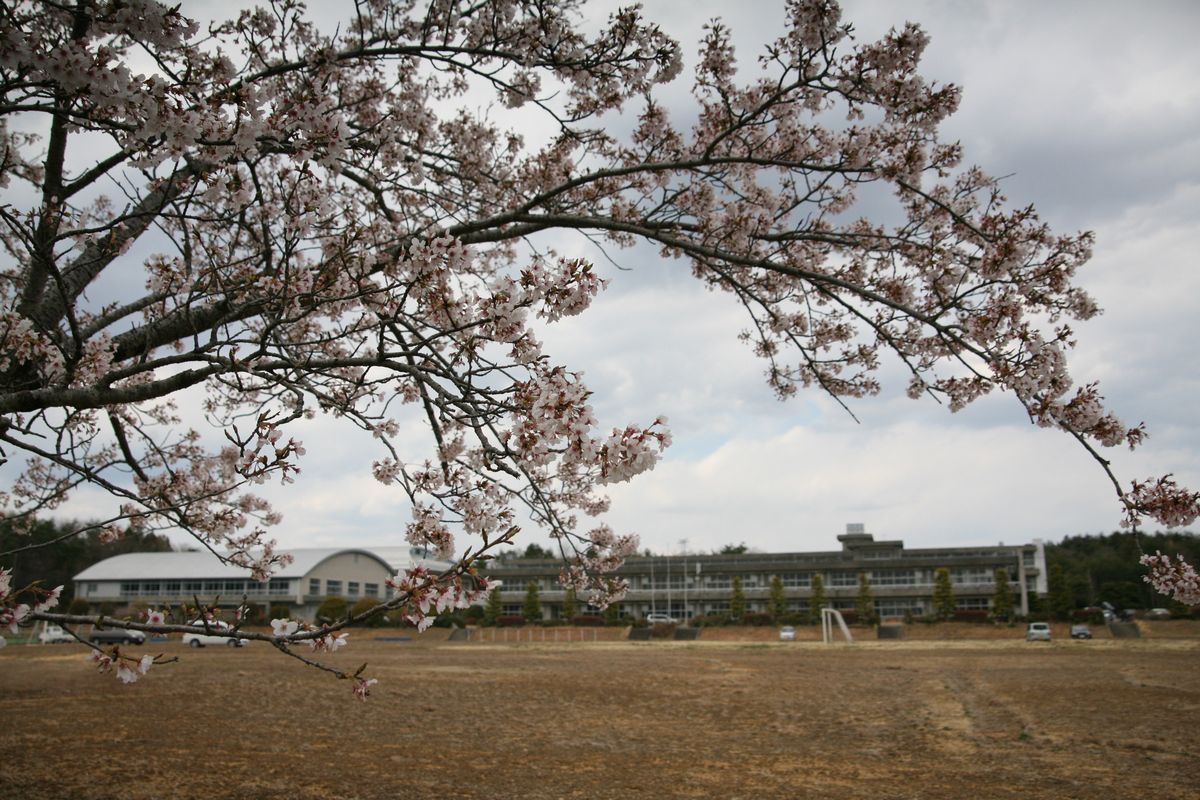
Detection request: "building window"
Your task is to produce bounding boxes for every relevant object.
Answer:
[141,582,160,595]
[163,581,181,596]
[348,582,360,597]
[871,569,916,586]
[780,573,810,587]
[269,579,290,596]
[224,580,245,594]
[955,598,990,610]
[326,580,343,596]
[120,582,139,597]
[951,568,990,586]
[309,578,320,596]
[203,580,222,593]
[875,599,926,617]
[183,581,203,593]
[364,583,379,597]
[87,582,98,595]
[829,571,857,587]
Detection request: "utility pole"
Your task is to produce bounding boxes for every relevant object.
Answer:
[666,554,672,619]
[650,558,656,615]
[680,538,688,623]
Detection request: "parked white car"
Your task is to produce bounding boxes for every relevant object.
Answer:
[644,613,678,625]
[1026,622,1052,642]
[181,620,245,648]
[38,624,74,644]
[779,625,796,641]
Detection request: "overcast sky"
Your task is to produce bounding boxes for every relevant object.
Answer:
[46,1,1200,557]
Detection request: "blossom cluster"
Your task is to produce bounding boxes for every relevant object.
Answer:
[235,415,306,486]
[90,650,155,685]
[1140,552,1200,607]
[0,568,62,648]
[387,566,490,632]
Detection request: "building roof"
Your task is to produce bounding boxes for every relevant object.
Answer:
[364,545,452,574]
[73,548,392,582]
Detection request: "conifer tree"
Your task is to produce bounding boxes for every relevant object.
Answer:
[522,581,542,623]
[932,568,956,620]
[856,573,877,625]
[808,574,828,624]
[730,576,747,622]
[484,586,502,627]
[992,568,1015,621]
[1048,562,1073,621]
[768,575,787,620]
[562,587,578,623]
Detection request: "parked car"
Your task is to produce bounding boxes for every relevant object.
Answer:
[38,624,74,644]
[779,625,796,641]
[1025,622,1052,642]
[181,620,244,648]
[1146,608,1172,620]
[644,613,678,625]
[1069,624,1092,639]
[88,627,146,645]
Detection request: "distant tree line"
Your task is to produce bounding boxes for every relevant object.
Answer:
[0,518,173,609]
[1044,530,1199,616]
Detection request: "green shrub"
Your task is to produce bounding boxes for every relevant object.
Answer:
[432,612,466,628]
[269,603,291,621]
[316,596,348,624]
[67,597,90,616]
[350,596,386,626]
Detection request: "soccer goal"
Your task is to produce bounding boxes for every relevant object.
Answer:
[820,608,854,644]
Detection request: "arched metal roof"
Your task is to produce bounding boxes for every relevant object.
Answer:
[73,548,393,581]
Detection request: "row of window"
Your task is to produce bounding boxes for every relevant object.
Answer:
[307,578,384,599]
[116,580,293,597]
[500,568,1018,593]
[514,597,1005,618]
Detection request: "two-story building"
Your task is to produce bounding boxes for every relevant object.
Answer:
[484,524,1047,621]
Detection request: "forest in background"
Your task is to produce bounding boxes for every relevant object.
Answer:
[0,519,172,611]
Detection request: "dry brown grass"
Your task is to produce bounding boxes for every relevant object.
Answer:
[1,627,1198,799]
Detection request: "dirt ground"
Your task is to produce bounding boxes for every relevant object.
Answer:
[1,627,1198,799]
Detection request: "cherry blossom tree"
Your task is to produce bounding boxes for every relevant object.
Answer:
[1,0,1196,695]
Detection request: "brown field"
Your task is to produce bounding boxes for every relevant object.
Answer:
[1,625,1198,800]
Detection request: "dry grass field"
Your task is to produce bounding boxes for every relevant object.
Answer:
[1,627,1198,799]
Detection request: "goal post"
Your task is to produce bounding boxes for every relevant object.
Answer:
[820,608,854,644]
